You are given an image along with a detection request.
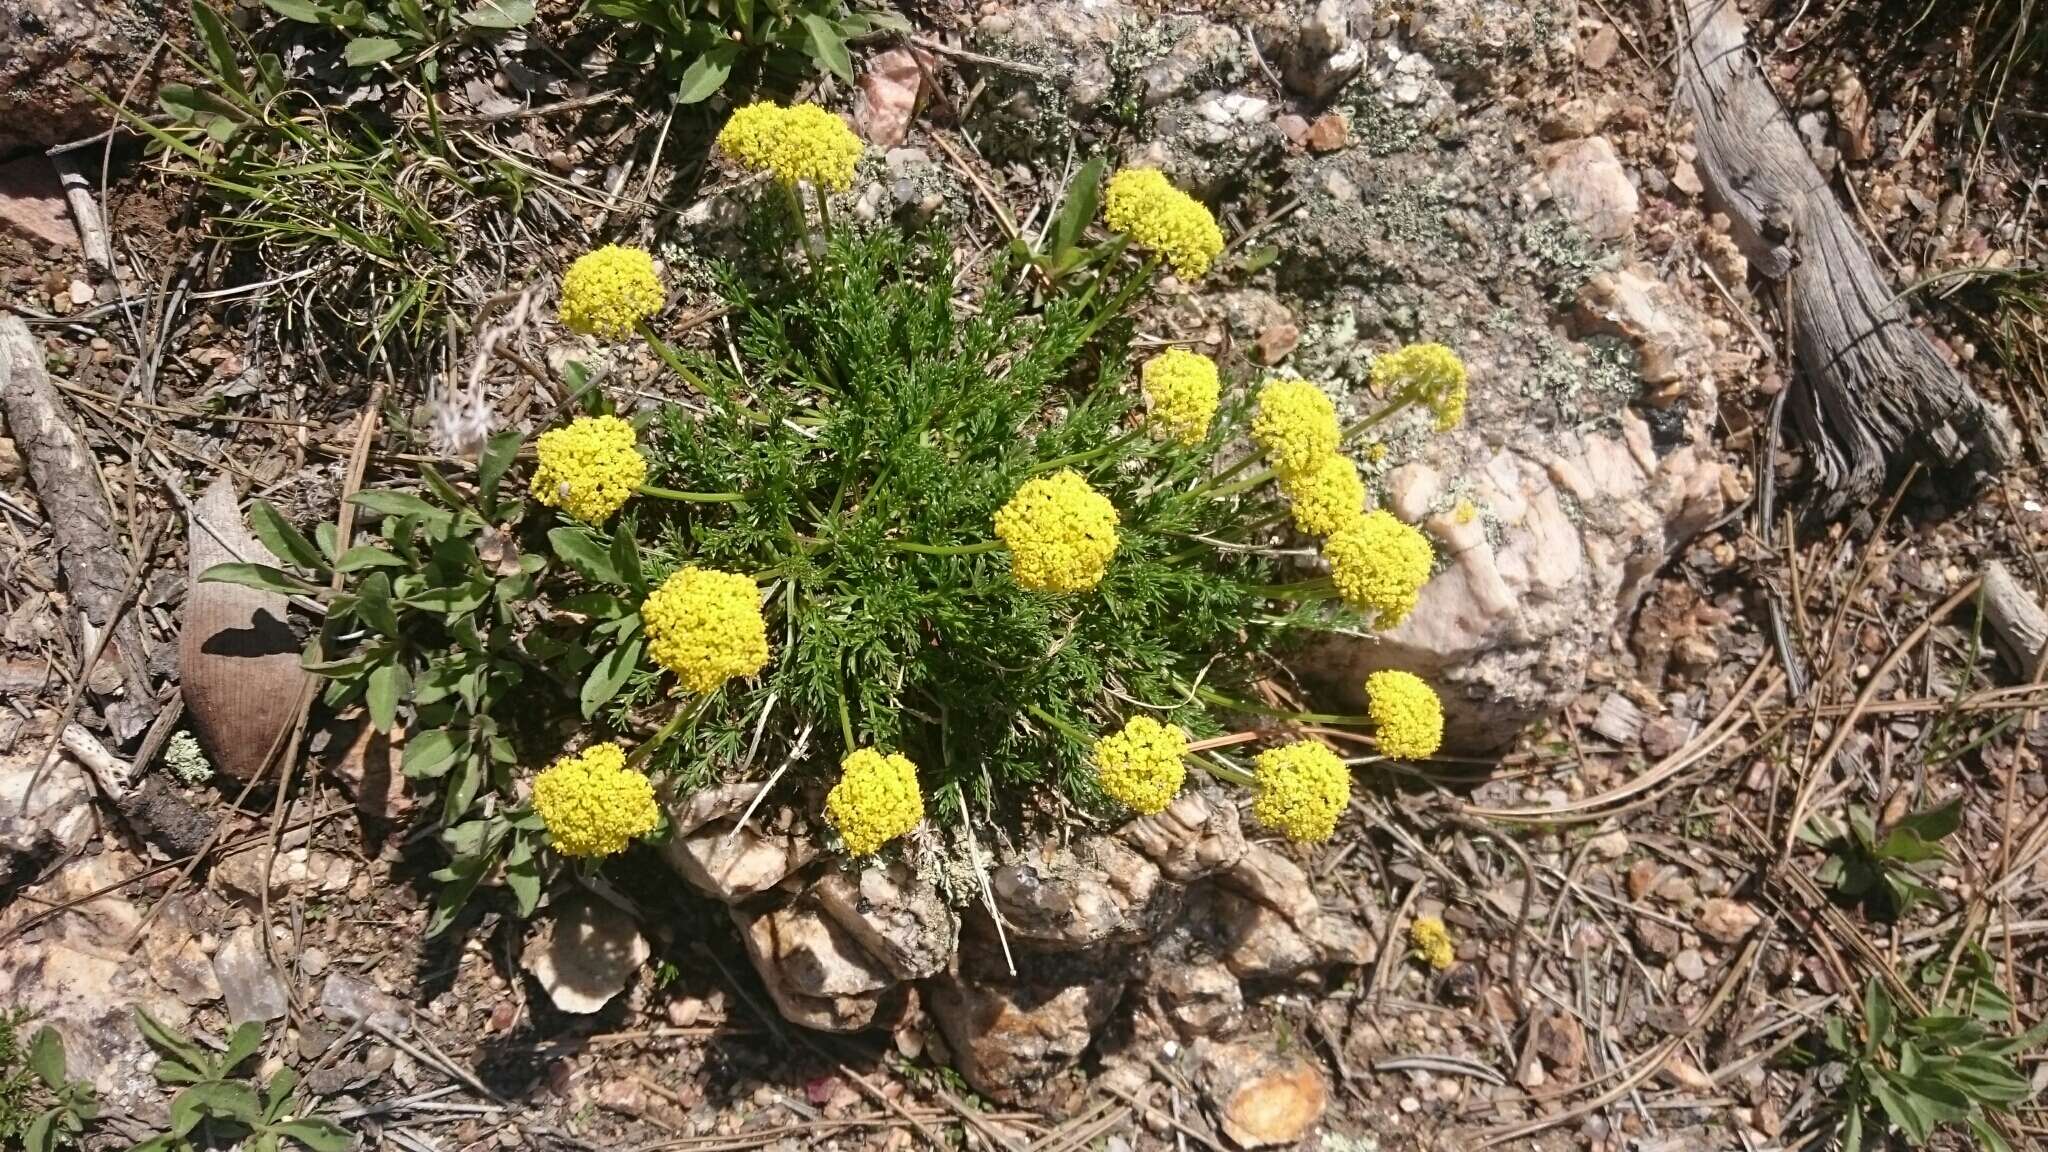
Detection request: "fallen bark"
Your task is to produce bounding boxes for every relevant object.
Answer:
[1672,0,2012,516]
[1981,561,2048,680]
[0,313,156,740]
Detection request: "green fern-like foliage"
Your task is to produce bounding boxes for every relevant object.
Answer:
[629,226,1280,824]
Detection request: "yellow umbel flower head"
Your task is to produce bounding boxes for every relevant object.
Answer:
[994,469,1121,593]
[531,414,648,524]
[1280,453,1366,538]
[1251,740,1351,844]
[1365,669,1444,760]
[1140,348,1221,445]
[1323,510,1434,628]
[1410,916,1455,970]
[1372,343,1468,431]
[560,245,664,340]
[642,568,771,694]
[1251,379,1341,480]
[532,742,659,858]
[1102,168,1225,281]
[1092,716,1188,815]
[826,747,925,856]
[716,101,863,191]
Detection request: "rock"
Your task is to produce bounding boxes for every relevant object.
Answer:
[660,783,818,903]
[1254,322,1301,365]
[1216,844,1320,928]
[1831,68,1873,162]
[0,852,193,1109]
[1672,948,1708,983]
[210,846,354,906]
[1586,829,1629,859]
[136,897,221,1007]
[1634,917,1681,959]
[1199,846,1374,979]
[733,895,898,1033]
[987,835,1175,951]
[926,935,1126,1102]
[1698,898,1762,945]
[855,48,925,149]
[1276,113,1311,148]
[1140,21,1243,108]
[320,972,410,1035]
[214,926,290,1025]
[0,0,173,157]
[1583,25,1622,71]
[1149,962,1243,1040]
[521,896,649,1015]
[1118,786,1246,882]
[1533,1013,1587,1075]
[1210,888,1325,980]
[1539,136,1639,242]
[1192,1039,1328,1148]
[0,156,77,251]
[0,728,93,874]
[1574,264,1711,386]
[1279,0,1363,102]
[811,859,956,981]
[1304,112,1348,154]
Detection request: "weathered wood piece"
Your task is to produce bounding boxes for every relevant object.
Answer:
[1981,561,2048,681]
[1673,0,2012,515]
[0,313,155,740]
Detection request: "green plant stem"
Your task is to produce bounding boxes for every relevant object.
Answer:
[637,485,746,504]
[1033,427,1147,473]
[813,182,833,233]
[1024,703,1091,744]
[1193,756,1256,788]
[629,694,714,768]
[1255,577,1338,602]
[1191,392,1423,502]
[638,322,711,393]
[1191,684,1376,727]
[885,539,1007,557]
[1073,256,1158,347]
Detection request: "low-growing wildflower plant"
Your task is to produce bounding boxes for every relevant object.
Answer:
[1141,349,1222,445]
[533,742,660,858]
[203,156,1471,931]
[716,101,863,191]
[560,244,664,340]
[1102,168,1225,280]
[531,414,648,524]
[1251,740,1352,844]
[1372,342,1469,432]
[826,748,925,855]
[1410,916,1456,970]
[994,470,1122,593]
[1365,669,1444,760]
[1092,716,1190,815]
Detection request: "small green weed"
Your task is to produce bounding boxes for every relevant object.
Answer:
[1823,952,2044,1152]
[1801,797,1960,919]
[3,1014,98,1152]
[591,0,907,103]
[129,1010,350,1152]
[260,0,534,81]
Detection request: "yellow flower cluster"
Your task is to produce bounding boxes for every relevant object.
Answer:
[1102,168,1225,281]
[826,748,925,856]
[1092,716,1188,814]
[642,568,771,694]
[1365,669,1444,760]
[994,470,1121,593]
[1280,453,1365,538]
[1251,740,1350,844]
[560,245,664,340]
[1250,379,1340,480]
[1140,349,1221,445]
[1372,343,1468,431]
[715,101,863,191]
[532,742,659,858]
[1410,916,1455,970]
[531,415,648,524]
[1324,510,1434,628]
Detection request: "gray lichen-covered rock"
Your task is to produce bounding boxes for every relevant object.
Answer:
[986,834,1178,951]
[812,859,957,981]
[0,0,174,157]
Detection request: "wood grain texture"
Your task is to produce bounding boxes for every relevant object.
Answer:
[0,313,155,738]
[1673,0,2012,515]
[179,476,308,782]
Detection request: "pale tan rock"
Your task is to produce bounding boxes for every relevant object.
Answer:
[1575,264,1712,386]
[1193,1040,1328,1148]
[1539,136,1639,241]
[1698,898,1762,945]
[855,48,927,149]
[1117,786,1245,882]
[812,859,956,981]
[926,938,1124,1102]
[989,835,1174,950]
[521,896,649,1015]
[1151,962,1243,1039]
[733,895,898,1033]
[660,783,818,902]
